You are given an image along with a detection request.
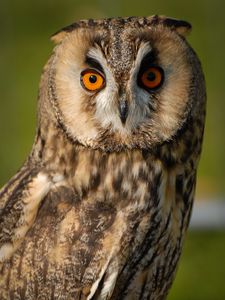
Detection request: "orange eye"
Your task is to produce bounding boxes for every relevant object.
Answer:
[140,67,164,90]
[81,69,105,92]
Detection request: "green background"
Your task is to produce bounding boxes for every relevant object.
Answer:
[0,0,225,299]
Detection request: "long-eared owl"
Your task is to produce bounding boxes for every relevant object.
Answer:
[0,15,206,300]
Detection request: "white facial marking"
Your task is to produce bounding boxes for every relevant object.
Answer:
[88,48,126,132]
[90,44,155,135]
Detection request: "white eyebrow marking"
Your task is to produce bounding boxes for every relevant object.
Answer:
[87,47,107,66]
[132,42,152,78]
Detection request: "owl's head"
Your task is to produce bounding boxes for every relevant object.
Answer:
[39,16,205,152]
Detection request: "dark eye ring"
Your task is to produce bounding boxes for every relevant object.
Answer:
[139,66,164,91]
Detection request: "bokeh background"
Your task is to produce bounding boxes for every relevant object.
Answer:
[0,0,224,299]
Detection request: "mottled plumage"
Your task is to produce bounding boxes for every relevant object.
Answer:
[0,15,206,299]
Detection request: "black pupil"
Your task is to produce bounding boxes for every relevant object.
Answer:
[147,71,156,81]
[89,75,97,83]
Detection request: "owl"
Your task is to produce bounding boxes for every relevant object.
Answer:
[0,15,206,300]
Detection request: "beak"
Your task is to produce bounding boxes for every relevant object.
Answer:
[119,100,129,124]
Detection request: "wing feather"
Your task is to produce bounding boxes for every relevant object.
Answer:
[0,168,52,264]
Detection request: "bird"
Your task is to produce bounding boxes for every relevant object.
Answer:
[0,15,206,300]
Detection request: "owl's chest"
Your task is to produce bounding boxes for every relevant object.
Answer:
[68,150,162,210]
[49,150,170,258]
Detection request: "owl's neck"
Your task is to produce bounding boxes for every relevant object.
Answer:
[29,122,159,194]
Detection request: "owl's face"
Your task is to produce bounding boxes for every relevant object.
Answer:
[46,17,199,151]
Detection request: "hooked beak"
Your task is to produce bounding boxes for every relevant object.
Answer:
[119,100,129,124]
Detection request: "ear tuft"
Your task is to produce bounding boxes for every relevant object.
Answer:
[163,17,192,37]
[150,15,192,37]
[51,31,68,44]
[51,22,81,44]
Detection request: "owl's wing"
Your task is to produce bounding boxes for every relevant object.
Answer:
[0,176,126,299]
[174,169,197,229]
[0,165,115,298]
[0,165,52,264]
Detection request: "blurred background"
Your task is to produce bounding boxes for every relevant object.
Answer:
[0,0,224,299]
